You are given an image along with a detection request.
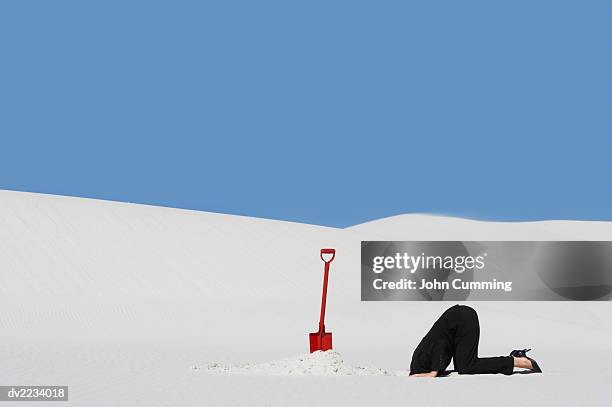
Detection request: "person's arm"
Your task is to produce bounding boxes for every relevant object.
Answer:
[430,339,450,372]
[410,371,438,378]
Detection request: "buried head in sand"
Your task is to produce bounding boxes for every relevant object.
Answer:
[409,305,542,378]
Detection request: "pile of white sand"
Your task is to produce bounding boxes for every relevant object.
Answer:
[201,350,392,376]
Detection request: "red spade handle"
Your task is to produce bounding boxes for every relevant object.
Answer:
[320,248,336,264]
[318,248,335,333]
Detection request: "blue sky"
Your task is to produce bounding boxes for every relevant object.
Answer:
[1,1,610,227]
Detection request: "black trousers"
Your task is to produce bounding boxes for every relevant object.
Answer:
[448,305,513,375]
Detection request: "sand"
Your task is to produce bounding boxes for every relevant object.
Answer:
[1,189,610,406]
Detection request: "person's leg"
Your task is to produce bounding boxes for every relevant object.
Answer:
[451,306,514,375]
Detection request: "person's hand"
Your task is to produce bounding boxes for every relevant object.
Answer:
[410,371,438,378]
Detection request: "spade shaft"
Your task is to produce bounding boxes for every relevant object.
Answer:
[318,259,330,330]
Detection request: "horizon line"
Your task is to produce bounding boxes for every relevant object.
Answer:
[1,187,610,229]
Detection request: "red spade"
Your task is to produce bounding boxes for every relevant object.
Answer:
[309,248,336,353]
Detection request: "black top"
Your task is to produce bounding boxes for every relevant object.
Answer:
[409,309,455,374]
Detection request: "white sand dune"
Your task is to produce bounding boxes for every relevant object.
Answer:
[0,190,611,406]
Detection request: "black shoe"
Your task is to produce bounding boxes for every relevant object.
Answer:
[509,348,531,358]
[510,348,542,373]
